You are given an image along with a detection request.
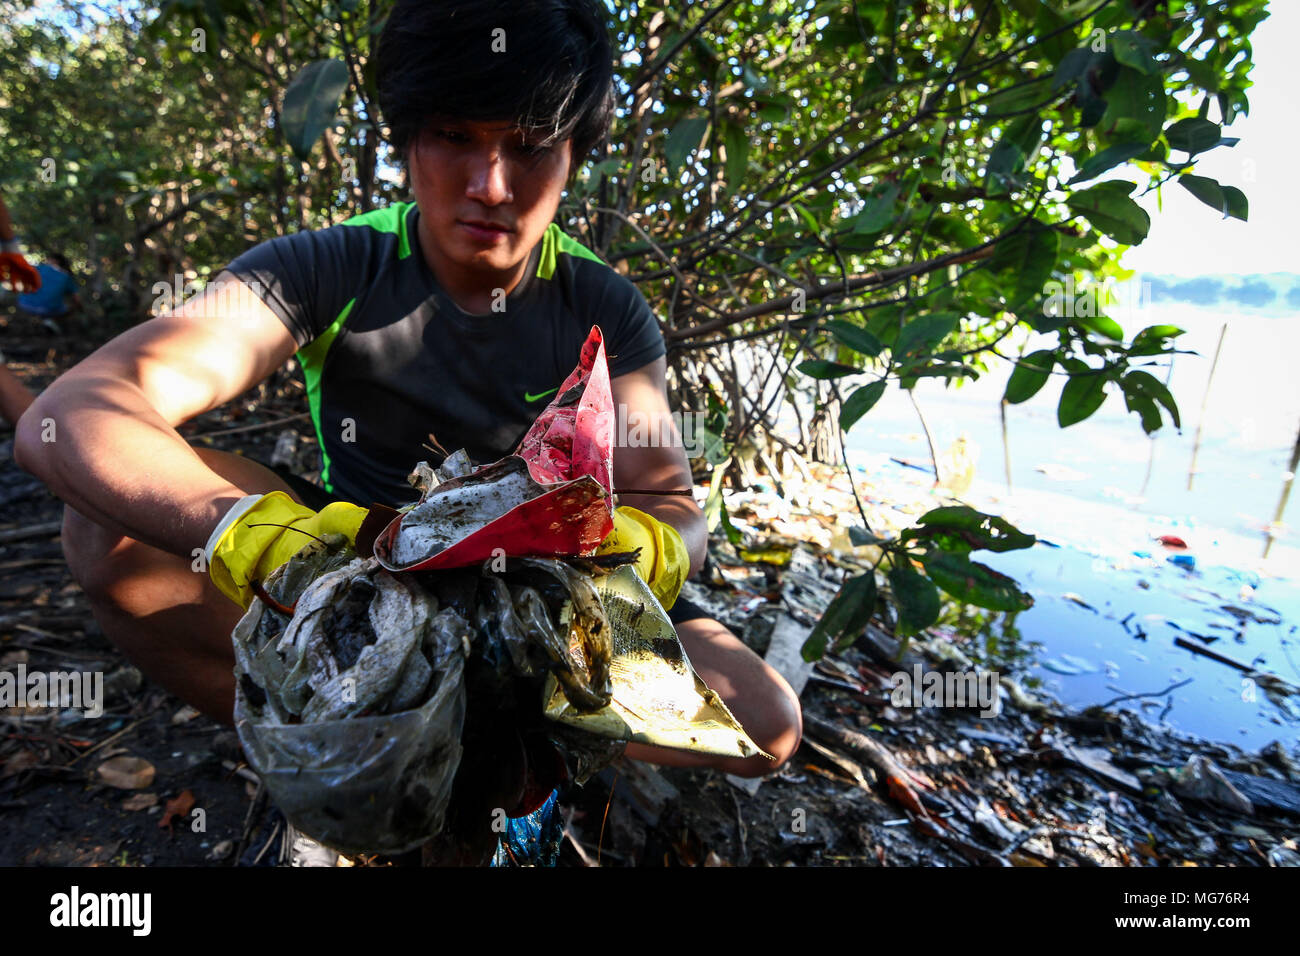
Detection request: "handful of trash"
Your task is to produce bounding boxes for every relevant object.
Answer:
[230,328,768,859]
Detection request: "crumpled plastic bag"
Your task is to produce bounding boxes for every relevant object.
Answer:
[231,540,469,856]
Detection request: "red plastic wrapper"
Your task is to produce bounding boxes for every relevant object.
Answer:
[373,326,615,572]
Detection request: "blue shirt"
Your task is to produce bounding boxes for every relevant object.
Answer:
[17,264,77,316]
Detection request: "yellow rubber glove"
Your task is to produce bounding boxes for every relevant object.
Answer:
[205,491,368,610]
[595,505,689,611]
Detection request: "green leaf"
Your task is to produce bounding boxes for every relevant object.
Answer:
[991,221,1060,307]
[906,506,1037,554]
[1111,30,1158,75]
[1004,350,1054,404]
[801,573,877,661]
[921,551,1034,611]
[1123,369,1181,429]
[981,77,1053,118]
[281,59,350,161]
[578,158,622,196]
[846,183,901,235]
[1100,67,1166,144]
[1065,180,1151,245]
[693,425,728,466]
[1178,173,1228,217]
[718,498,743,546]
[1165,117,1221,155]
[1136,139,1169,163]
[985,141,1025,192]
[1003,113,1047,159]
[1123,389,1162,434]
[840,379,887,431]
[888,559,941,636]
[702,461,728,534]
[664,116,709,172]
[826,319,883,357]
[723,121,749,191]
[1076,312,1124,342]
[1129,324,1184,356]
[894,312,958,360]
[849,526,883,547]
[791,202,821,236]
[898,363,973,384]
[1178,176,1248,221]
[1068,141,1149,184]
[1058,367,1109,427]
[798,359,861,379]
[1222,185,1249,221]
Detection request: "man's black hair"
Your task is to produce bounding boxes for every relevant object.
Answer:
[47,252,70,271]
[376,0,616,174]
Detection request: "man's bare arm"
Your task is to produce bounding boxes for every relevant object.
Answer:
[13,273,299,556]
[609,356,707,578]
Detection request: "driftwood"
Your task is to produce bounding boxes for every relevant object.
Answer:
[803,712,951,825]
[0,520,61,545]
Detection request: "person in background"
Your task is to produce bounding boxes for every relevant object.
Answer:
[0,192,41,294]
[16,252,81,322]
[0,192,38,426]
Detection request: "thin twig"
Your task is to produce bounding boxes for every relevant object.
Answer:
[188,412,309,439]
[1096,677,1193,710]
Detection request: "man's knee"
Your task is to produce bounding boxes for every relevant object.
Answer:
[673,615,804,777]
[60,505,205,611]
[770,680,804,767]
[738,678,803,777]
[61,505,126,601]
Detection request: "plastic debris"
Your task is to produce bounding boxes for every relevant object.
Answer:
[1169,755,1254,815]
[543,565,769,761]
[229,326,766,859]
[232,545,468,856]
[373,326,615,572]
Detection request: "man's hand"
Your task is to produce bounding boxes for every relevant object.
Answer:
[608,356,708,578]
[206,491,368,609]
[0,251,40,293]
[596,505,689,609]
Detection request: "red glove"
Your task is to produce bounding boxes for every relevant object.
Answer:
[0,251,40,293]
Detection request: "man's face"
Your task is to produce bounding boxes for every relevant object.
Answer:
[408,118,572,285]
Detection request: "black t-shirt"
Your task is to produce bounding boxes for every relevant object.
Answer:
[223,201,666,507]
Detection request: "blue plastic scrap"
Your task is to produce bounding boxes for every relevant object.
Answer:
[491,789,563,867]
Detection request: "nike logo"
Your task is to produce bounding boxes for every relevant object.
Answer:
[524,387,558,403]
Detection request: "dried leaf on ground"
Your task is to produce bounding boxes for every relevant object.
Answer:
[94,755,155,790]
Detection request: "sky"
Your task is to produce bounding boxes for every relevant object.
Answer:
[1123,1,1298,277]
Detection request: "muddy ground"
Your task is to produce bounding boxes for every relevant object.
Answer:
[2,310,1297,867]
